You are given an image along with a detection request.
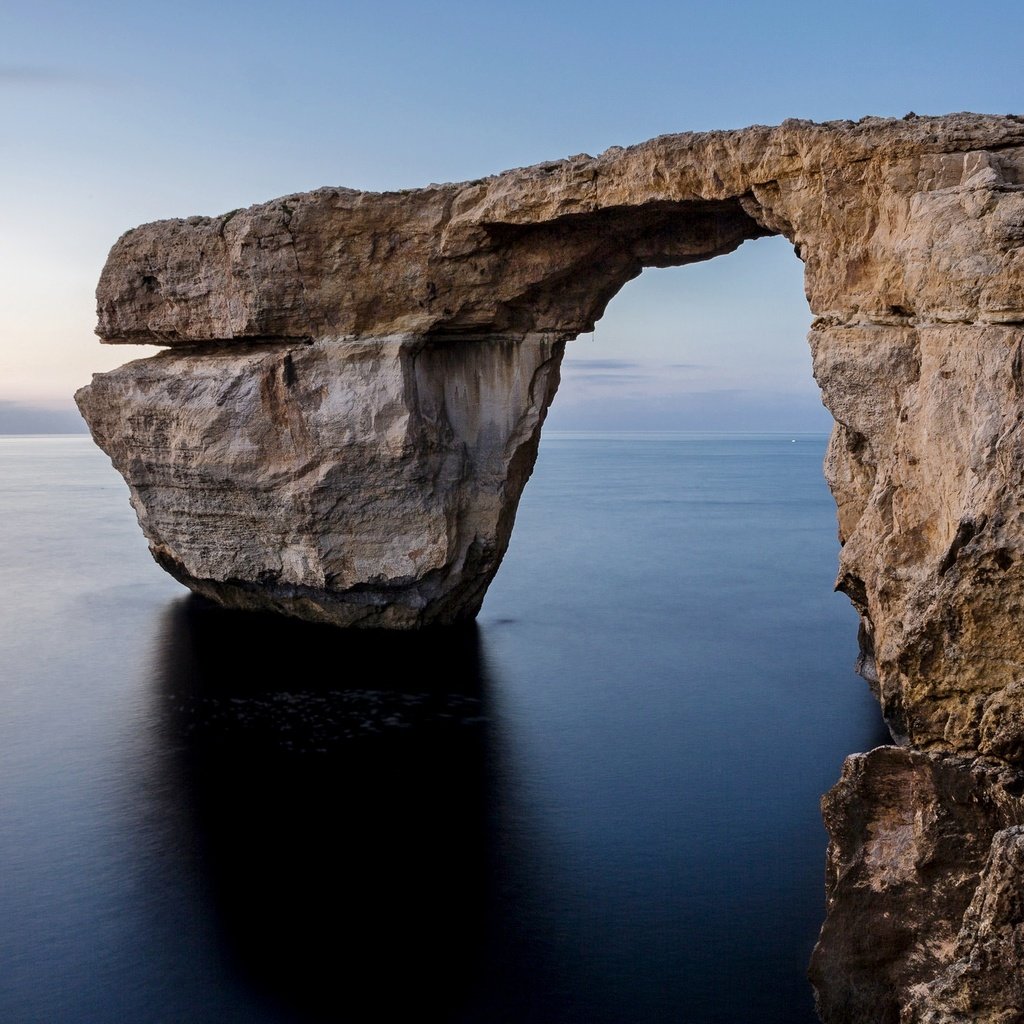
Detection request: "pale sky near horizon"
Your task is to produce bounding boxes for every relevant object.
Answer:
[3,0,1023,430]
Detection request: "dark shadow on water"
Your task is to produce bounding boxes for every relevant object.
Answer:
[144,591,891,1024]
[152,595,500,1024]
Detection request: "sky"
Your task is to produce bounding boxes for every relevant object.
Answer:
[3,0,1023,431]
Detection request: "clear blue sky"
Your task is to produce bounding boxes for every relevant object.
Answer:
[3,0,1023,430]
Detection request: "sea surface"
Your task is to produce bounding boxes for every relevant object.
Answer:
[0,433,889,1024]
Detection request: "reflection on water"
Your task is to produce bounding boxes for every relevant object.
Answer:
[149,598,503,1023]
[0,435,895,1024]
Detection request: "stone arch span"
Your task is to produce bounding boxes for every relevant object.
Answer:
[78,114,1024,1022]
[80,114,1024,758]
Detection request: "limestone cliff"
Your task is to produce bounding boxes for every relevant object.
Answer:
[77,113,1024,1022]
[808,747,1024,1024]
[79,336,561,627]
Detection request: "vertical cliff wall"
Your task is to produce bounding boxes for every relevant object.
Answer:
[78,113,1024,1022]
[80,335,562,627]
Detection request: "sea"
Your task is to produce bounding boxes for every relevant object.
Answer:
[0,433,890,1024]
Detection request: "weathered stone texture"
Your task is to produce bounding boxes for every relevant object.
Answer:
[818,321,1024,756]
[95,117,1024,347]
[80,114,1024,757]
[78,335,561,627]
[809,747,1024,1024]
[902,825,1024,1023]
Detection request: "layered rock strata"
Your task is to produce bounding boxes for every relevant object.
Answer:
[77,113,1024,1021]
[79,335,561,626]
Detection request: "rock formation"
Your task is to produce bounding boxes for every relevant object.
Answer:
[809,747,1024,1023]
[77,113,1024,1021]
[80,336,561,627]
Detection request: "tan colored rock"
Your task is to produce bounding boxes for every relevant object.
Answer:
[79,113,1024,751]
[818,320,1024,757]
[95,115,1024,347]
[77,335,561,627]
[902,825,1024,1024]
[809,747,1024,1024]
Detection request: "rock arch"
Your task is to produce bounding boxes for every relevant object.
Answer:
[80,114,1024,754]
[78,114,1024,1021]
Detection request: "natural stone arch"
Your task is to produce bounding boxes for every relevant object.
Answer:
[77,114,1024,1023]
[80,114,1024,758]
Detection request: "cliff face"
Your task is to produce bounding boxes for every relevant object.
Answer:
[79,336,562,627]
[78,113,1024,1021]
[808,747,1024,1024]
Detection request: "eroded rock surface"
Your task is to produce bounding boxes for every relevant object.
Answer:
[78,113,1024,1022]
[78,335,561,626]
[903,824,1024,1023]
[809,747,1024,1024]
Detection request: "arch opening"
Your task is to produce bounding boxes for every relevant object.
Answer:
[477,235,887,1022]
[547,234,826,434]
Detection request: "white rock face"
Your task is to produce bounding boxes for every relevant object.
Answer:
[78,335,563,626]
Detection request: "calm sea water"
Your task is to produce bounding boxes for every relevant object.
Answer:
[0,433,888,1024]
